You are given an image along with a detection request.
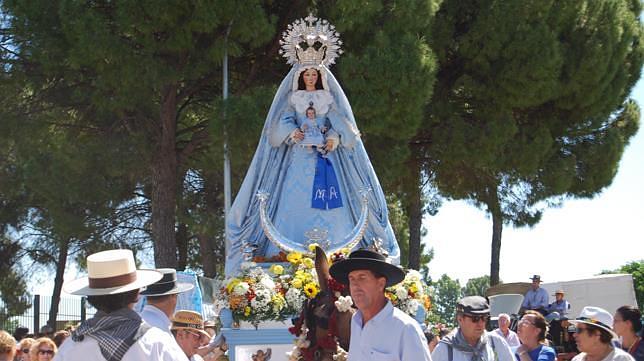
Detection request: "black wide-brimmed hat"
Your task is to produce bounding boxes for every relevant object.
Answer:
[139,268,194,296]
[329,249,405,287]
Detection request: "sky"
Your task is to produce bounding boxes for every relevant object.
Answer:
[425,81,644,285]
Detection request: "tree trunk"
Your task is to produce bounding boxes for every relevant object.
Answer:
[176,222,188,271]
[151,85,179,268]
[47,239,69,330]
[490,207,503,286]
[198,234,217,278]
[407,158,422,270]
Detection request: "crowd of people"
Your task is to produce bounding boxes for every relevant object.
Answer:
[423,274,642,361]
[0,251,642,361]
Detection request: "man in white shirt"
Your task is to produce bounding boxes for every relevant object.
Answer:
[432,296,515,361]
[329,248,432,361]
[53,249,188,361]
[493,313,520,347]
[139,268,193,333]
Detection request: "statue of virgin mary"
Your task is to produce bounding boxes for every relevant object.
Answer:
[225,15,400,275]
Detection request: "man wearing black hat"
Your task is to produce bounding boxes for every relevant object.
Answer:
[139,268,194,334]
[432,296,514,361]
[329,249,431,361]
[520,275,549,315]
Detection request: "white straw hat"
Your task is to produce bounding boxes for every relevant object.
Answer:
[64,249,162,296]
[569,306,618,339]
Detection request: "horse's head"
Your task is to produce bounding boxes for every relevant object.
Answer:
[289,246,353,361]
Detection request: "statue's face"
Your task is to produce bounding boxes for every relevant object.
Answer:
[303,68,318,88]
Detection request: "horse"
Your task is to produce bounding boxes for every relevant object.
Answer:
[289,246,354,361]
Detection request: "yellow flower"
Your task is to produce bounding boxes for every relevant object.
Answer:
[269,264,284,275]
[272,294,286,310]
[308,243,319,252]
[226,278,241,293]
[409,283,419,294]
[340,247,350,255]
[303,282,319,298]
[302,257,314,269]
[294,270,312,283]
[287,252,303,264]
[291,278,303,289]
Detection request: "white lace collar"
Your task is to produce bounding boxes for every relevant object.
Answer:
[290,90,333,115]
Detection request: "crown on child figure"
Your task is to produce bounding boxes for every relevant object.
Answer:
[279,13,343,67]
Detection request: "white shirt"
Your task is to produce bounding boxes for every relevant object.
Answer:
[432,331,515,361]
[493,328,521,347]
[53,327,189,361]
[140,304,172,334]
[571,347,635,361]
[348,300,432,361]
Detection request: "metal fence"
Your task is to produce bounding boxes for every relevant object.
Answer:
[0,295,96,334]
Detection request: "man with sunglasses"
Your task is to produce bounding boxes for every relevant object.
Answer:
[171,310,212,361]
[432,296,514,361]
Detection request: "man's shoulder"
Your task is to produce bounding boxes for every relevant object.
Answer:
[139,326,176,344]
[611,347,636,361]
[390,306,424,331]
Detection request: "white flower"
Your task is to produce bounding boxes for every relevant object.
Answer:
[240,261,257,271]
[260,275,276,290]
[334,295,353,312]
[406,269,422,282]
[233,282,250,296]
[286,287,303,306]
[408,299,420,314]
[395,287,408,300]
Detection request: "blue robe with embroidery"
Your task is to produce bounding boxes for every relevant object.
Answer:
[225,65,400,275]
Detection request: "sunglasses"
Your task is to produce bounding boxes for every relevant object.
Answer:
[574,326,590,334]
[21,349,30,354]
[464,314,489,323]
[38,349,54,356]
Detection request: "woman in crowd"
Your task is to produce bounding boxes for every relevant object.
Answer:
[571,306,633,361]
[16,338,35,361]
[29,337,56,361]
[516,310,556,361]
[613,305,643,361]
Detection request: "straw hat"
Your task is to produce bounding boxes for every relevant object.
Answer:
[171,310,210,339]
[569,306,618,339]
[64,249,162,296]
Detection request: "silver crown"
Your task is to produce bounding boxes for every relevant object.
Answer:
[279,14,343,67]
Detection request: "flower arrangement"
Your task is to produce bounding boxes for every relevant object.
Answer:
[385,269,431,319]
[215,250,322,326]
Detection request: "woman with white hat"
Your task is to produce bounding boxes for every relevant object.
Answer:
[570,306,634,361]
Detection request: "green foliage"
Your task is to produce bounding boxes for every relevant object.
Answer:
[431,274,462,327]
[0,237,30,318]
[462,275,491,297]
[426,0,643,283]
[601,260,644,311]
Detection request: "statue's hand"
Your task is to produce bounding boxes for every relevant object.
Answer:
[292,129,305,142]
[324,138,335,152]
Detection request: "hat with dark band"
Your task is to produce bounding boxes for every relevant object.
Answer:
[64,249,162,296]
[171,310,210,339]
[569,306,618,339]
[139,268,193,296]
[329,249,404,287]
